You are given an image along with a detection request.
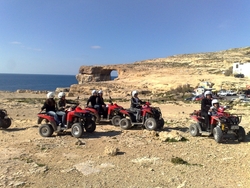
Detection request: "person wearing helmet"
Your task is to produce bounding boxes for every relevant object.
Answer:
[41,92,61,125]
[86,90,98,107]
[96,90,107,118]
[57,92,78,128]
[201,90,213,131]
[130,90,144,122]
[57,92,78,111]
[209,99,220,116]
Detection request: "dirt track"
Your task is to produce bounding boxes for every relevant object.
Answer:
[0,92,250,188]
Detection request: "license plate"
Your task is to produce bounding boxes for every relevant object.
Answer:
[231,125,239,130]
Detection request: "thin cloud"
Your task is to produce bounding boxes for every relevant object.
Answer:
[91,45,101,49]
[33,48,42,51]
[27,47,42,51]
[218,20,230,29]
[10,41,22,45]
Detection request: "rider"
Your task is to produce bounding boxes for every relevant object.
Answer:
[96,90,107,118]
[201,90,212,131]
[209,99,220,116]
[41,92,61,125]
[130,90,144,122]
[87,90,97,108]
[57,92,78,127]
[58,92,78,110]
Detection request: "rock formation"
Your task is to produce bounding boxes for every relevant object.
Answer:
[69,47,250,98]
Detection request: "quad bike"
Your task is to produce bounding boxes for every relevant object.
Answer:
[189,106,245,143]
[0,109,11,129]
[37,105,96,138]
[118,101,164,131]
[85,97,124,126]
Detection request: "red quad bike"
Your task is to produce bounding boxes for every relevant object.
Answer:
[118,101,164,131]
[85,97,124,126]
[189,106,246,143]
[0,109,11,129]
[37,105,96,138]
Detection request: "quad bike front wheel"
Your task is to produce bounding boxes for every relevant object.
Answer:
[71,123,84,138]
[0,117,12,129]
[213,126,223,143]
[119,118,132,130]
[84,120,96,133]
[144,118,157,131]
[111,115,121,126]
[189,123,200,137]
[39,124,54,137]
[157,118,165,129]
[236,126,245,142]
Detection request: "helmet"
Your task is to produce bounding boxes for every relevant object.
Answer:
[132,90,138,97]
[47,92,55,99]
[92,90,97,95]
[98,90,103,94]
[204,91,212,97]
[212,99,219,106]
[58,92,66,99]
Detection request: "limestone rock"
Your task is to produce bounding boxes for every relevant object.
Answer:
[158,130,185,142]
[104,146,119,156]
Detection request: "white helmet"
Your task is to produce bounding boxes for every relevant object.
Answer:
[204,91,212,97]
[58,92,66,98]
[212,99,219,106]
[132,90,138,97]
[47,92,55,99]
[92,90,97,95]
[98,90,103,94]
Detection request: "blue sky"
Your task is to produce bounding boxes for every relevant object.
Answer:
[1,0,250,75]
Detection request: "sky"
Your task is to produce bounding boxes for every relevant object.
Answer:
[1,0,250,75]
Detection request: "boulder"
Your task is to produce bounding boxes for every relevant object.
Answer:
[158,130,185,142]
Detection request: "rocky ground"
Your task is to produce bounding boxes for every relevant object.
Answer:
[0,91,250,188]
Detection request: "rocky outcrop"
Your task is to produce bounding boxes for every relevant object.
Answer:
[71,47,250,97]
[77,65,124,83]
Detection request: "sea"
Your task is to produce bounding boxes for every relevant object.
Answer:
[0,73,117,92]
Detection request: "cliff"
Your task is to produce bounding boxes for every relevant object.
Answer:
[69,47,250,98]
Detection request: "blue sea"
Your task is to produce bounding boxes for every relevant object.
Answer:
[0,73,117,92]
[0,73,78,92]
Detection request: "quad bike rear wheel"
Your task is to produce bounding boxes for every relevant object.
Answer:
[144,118,157,131]
[84,120,96,133]
[39,124,54,137]
[111,115,121,126]
[236,126,245,142]
[189,123,200,137]
[71,123,84,138]
[0,117,12,129]
[213,126,223,143]
[119,118,132,130]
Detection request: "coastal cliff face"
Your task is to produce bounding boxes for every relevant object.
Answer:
[70,47,250,97]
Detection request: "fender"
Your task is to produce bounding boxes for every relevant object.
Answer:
[190,115,199,122]
[119,109,130,116]
[141,108,153,117]
[37,113,55,123]
[75,107,89,113]
[85,107,98,114]
[37,113,58,131]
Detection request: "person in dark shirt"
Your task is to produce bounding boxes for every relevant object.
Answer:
[87,90,98,107]
[201,91,212,131]
[96,90,107,118]
[130,90,144,122]
[41,92,60,125]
